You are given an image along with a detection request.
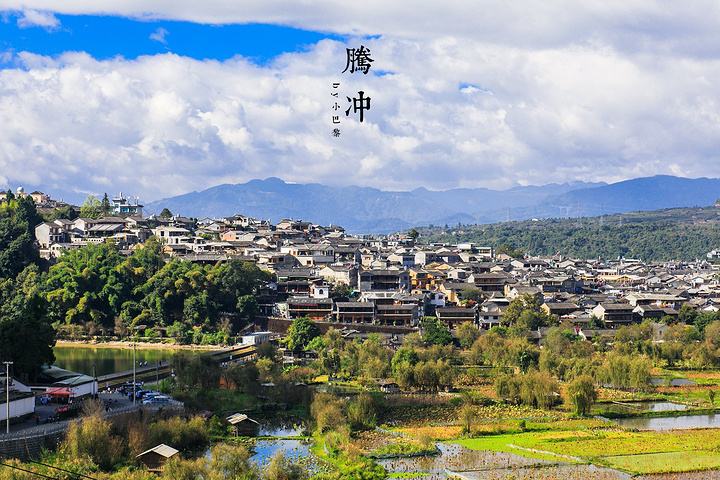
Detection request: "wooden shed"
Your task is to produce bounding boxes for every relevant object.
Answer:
[226,413,260,436]
[136,444,179,472]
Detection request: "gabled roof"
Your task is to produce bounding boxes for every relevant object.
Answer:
[137,444,179,459]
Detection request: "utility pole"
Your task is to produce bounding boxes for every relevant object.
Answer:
[4,361,13,434]
[132,343,137,405]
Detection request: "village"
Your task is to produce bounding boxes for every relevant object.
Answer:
[29,187,720,345]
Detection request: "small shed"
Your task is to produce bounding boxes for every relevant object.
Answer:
[136,444,179,472]
[226,413,260,436]
[378,380,400,394]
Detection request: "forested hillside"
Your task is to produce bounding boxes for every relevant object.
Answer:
[417,206,720,261]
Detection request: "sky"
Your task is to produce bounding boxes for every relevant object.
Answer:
[1,1,720,203]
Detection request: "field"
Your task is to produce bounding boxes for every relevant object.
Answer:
[449,427,720,475]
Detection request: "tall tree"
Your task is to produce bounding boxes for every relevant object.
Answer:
[100,193,112,216]
[0,195,42,279]
[0,265,55,381]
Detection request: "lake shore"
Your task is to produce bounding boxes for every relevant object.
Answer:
[55,340,227,351]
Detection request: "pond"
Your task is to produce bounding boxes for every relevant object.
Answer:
[53,345,196,376]
[650,377,696,387]
[614,413,720,431]
[599,401,688,415]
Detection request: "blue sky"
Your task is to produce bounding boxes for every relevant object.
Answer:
[0,12,341,64]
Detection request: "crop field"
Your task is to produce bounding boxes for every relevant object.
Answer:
[450,428,720,475]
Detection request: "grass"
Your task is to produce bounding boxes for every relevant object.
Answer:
[601,451,720,474]
[447,426,720,474]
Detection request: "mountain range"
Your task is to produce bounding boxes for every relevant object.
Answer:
[145,175,720,233]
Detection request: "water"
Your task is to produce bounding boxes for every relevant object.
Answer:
[251,439,311,465]
[650,377,697,386]
[378,443,553,479]
[53,345,186,376]
[614,413,720,431]
[600,401,688,415]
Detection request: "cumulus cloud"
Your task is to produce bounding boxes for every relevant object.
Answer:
[2,33,720,202]
[149,27,168,44]
[3,1,720,57]
[2,2,720,200]
[15,8,59,29]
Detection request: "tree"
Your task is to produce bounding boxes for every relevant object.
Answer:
[459,286,483,304]
[79,195,103,219]
[456,321,480,348]
[566,375,597,416]
[503,294,552,331]
[286,317,320,352]
[420,317,452,346]
[0,265,56,381]
[458,403,475,434]
[159,208,173,219]
[100,193,111,216]
[0,195,41,279]
[407,228,419,241]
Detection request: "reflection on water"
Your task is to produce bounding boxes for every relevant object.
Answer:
[252,439,311,465]
[615,413,720,431]
[651,377,697,387]
[601,401,688,415]
[53,346,184,376]
[379,443,630,480]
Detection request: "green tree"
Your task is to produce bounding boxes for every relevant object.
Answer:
[420,316,452,345]
[566,375,597,416]
[159,208,173,219]
[100,193,111,216]
[286,317,320,352]
[0,265,56,381]
[79,195,103,219]
[0,195,41,279]
[455,321,480,348]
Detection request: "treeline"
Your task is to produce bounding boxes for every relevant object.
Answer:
[0,195,271,379]
[418,210,720,260]
[45,239,270,343]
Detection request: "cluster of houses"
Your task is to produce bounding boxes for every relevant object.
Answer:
[31,194,720,341]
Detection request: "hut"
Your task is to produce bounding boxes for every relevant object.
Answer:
[226,413,260,436]
[136,444,179,472]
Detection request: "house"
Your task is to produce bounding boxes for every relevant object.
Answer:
[541,302,580,318]
[358,269,410,292]
[436,306,477,330]
[0,378,35,423]
[226,413,260,436]
[591,303,636,327]
[286,297,333,320]
[378,380,400,394]
[136,444,179,472]
[318,265,358,287]
[334,302,375,324]
[111,193,143,216]
[375,304,418,326]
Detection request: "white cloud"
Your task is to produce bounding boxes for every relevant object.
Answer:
[2,33,720,202]
[3,1,720,57]
[16,8,59,29]
[149,27,168,44]
[2,3,720,200]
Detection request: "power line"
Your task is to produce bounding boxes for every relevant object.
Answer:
[0,460,62,480]
[28,460,99,480]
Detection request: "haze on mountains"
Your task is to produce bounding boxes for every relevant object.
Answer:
[145,175,720,233]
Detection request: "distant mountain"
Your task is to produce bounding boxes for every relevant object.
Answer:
[145,175,720,233]
[145,177,603,232]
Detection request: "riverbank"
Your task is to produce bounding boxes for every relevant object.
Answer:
[55,340,227,351]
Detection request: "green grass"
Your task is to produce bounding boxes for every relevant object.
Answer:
[601,451,720,474]
[451,428,720,474]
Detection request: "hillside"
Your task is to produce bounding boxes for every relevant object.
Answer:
[145,175,720,233]
[418,206,720,261]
